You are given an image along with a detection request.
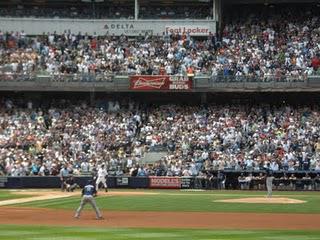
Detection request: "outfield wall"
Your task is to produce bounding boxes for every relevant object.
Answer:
[1,171,320,191]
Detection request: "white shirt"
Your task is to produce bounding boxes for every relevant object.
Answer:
[97,168,108,178]
[80,162,89,172]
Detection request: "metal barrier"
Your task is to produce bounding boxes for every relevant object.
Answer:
[210,74,307,83]
[0,73,115,82]
[0,73,319,91]
[2,171,320,191]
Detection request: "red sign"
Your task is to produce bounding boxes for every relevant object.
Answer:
[149,177,181,189]
[130,75,192,91]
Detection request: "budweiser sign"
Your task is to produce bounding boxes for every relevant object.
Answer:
[130,75,192,91]
[133,76,166,89]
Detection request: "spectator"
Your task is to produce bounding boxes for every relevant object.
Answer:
[0,97,319,180]
[1,4,319,79]
[0,4,134,19]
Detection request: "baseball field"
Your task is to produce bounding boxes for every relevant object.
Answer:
[0,189,320,240]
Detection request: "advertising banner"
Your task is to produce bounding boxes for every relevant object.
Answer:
[0,177,8,188]
[180,177,193,189]
[116,177,129,186]
[165,25,211,36]
[0,18,216,36]
[149,177,181,189]
[130,75,192,91]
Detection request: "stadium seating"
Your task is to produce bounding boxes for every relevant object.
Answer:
[0,98,319,177]
[0,4,319,80]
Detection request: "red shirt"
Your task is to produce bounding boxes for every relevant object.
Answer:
[91,39,97,50]
[311,57,320,70]
[159,67,166,75]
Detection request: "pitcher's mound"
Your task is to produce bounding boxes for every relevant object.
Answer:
[215,197,306,204]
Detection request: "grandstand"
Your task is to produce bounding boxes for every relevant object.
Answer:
[0,0,217,35]
[0,0,319,92]
[0,0,320,189]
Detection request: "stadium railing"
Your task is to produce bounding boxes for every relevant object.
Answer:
[0,72,319,90]
[2,172,320,190]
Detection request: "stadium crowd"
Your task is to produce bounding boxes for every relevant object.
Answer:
[0,5,134,19]
[0,5,319,79]
[0,5,211,20]
[218,5,320,80]
[0,97,320,178]
[0,98,143,177]
[145,104,320,174]
[138,5,212,19]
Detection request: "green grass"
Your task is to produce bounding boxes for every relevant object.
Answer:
[0,190,33,201]
[15,190,320,214]
[3,190,320,239]
[0,225,319,240]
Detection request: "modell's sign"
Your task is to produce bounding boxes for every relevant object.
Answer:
[149,177,181,189]
[130,75,192,91]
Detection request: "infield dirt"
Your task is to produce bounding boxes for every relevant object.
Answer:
[1,207,320,230]
[1,190,320,230]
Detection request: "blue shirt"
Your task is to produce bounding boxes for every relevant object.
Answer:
[60,168,69,177]
[82,184,97,196]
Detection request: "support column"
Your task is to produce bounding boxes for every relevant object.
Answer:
[90,91,95,107]
[217,0,221,22]
[135,0,139,20]
[212,0,221,34]
[212,0,216,21]
[201,93,207,104]
[92,0,96,19]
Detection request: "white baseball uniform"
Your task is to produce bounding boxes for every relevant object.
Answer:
[96,167,108,190]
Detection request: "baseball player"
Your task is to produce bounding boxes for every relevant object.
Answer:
[74,180,103,220]
[59,164,69,192]
[65,176,79,192]
[96,164,108,192]
[266,169,275,198]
